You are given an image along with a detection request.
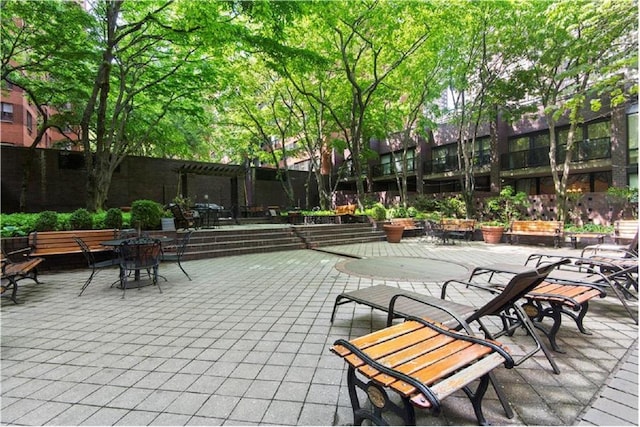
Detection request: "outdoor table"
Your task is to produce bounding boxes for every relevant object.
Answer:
[565,232,607,249]
[101,236,173,283]
[193,204,220,228]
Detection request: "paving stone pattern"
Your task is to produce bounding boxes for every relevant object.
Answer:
[1,237,637,425]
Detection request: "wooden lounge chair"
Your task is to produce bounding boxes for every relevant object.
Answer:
[332,317,513,426]
[332,260,568,374]
[527,253,638,324]
[331,261,566,425]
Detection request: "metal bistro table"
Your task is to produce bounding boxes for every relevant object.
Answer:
[193,203,222,228]
[100,236,173,284]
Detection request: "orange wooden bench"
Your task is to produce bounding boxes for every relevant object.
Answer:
[390,218,424,236]
[505,220,564,247]
[28,229,117,257]
[335,204,356,215]
[331,317,513,425]
[440,218,476,242]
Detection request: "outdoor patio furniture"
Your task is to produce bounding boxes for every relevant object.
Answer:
[161,230,193,280]
[169,203,200,230]
[526,253,638,324]
[468,262,608,352]
[1,249,44,304]
[581,230,638,259]
[331,260,568,375]
[331,316,514,425]
[75,236,120,297]
[117,238,163,298]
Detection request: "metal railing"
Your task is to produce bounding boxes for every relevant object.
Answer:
[500,137,611,170]
[371,158,418,177]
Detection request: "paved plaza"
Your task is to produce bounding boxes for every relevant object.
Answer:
[1,238,638,425]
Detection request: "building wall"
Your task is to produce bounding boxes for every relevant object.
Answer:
[1,85,77,149]
[0,146,318,213]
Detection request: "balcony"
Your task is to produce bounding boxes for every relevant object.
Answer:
[424,150,491,174]
[371,158,418,178]
[500,137,611,170]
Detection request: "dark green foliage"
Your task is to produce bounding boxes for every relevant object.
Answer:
[34,211,59,231]
[368,203,387,221]
[130,200,163,230]
[69,208,93,230]
[411,195,440,212]
[104,208,124,229]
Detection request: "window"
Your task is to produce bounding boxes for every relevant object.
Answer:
[508,136,528,152]
[557,127,584,145]
[586,120,610,139]
[474,137,491,165]
[628,112,638,165]
[1,103,13,121]
[531,133,550,148]
[26,112,33,134]
[380,154,392,175]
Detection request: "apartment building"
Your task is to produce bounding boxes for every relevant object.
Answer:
[0,82,74,149]
[332,101,638,198]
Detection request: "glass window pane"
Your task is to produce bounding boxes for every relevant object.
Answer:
[628,113,638,165]
[587,120,610,139]
[558,127,583,144]
[532,133,550,148]
[509,136,529,151]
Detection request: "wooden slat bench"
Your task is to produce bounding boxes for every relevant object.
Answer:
[1,252,45,303]
[28,229,118,257]
[440,218,476,243]
[613,219,639,244]
[331,317,513,425]
[505,220,564,248]
[390,218,424,237]
[335,204,356,216]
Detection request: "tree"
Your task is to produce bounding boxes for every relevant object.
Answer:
[441,0,525,217]
[1,0,95,211]
[278,1,434,208]
[516,0,638,222]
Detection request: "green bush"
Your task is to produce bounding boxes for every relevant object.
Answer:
[411,195,440,212]
[388,206,409,219]
[366,203,387,221]
[34,211,59,231]
[69,208,93,230]
[130,200,163,230]
[104,208,123,229]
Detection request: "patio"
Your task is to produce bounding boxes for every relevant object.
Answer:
[1,238,637,425]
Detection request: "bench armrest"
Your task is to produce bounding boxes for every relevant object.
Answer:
[4,247,33,260]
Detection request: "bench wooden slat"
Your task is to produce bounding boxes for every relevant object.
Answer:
[29,229,117,257]
[411,353,507,408]
[391,344,495,396]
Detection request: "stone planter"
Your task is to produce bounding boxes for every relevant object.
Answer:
[383,224,405,243]
[161,217,176,231]
[481,226,504,244]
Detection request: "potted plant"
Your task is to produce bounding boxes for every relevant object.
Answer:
[480,221,506,244]
[480,186,528,244]
[383,222,405,243]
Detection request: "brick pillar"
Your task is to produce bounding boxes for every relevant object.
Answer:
[610,105,628,187]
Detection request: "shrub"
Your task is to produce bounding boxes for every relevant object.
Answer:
[69,208,93,230]
[130,200,163,230]
[367,203,387,221]
[411,195,440,212]
[34,211,59,231]
[104,208,123,229]
[388,206,409,218]
[439,196,466,218]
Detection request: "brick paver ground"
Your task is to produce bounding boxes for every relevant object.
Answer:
[1,237,637,425]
